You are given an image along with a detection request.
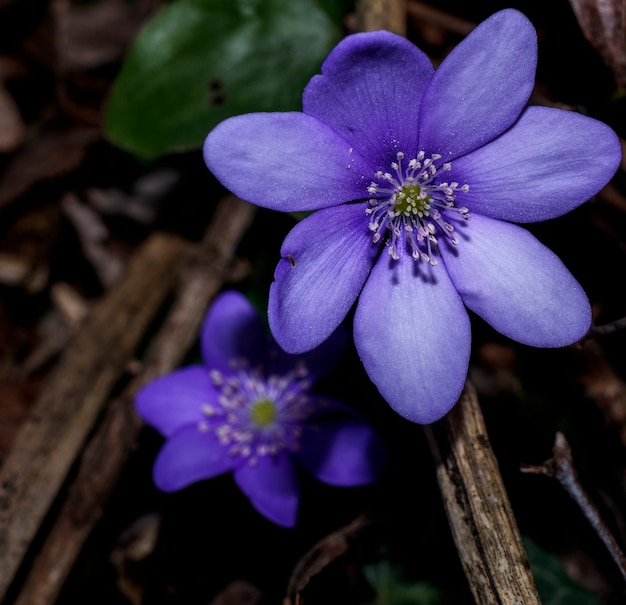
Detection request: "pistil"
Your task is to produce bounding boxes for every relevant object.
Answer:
[366,151,470,264]
[199,362,317,465]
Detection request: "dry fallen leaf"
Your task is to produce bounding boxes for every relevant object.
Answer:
[0,126,100,210]
[62,193,124,288]
[110,513,162,605]
[578,339,626,447]
[53,0,162,72]
[568,0,626,89]
[285,513,371,605]
[209,580,263,605]
[0,85,25,153]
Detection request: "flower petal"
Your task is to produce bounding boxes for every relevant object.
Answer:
[419,9,537,160]
[353,248,471,424]
[295,405,386,486]
[270,324,349,381]
[204,113,372,212]
[201,290,267,373]
[440,214,591,346]
[446,106,622,222]
[303,30,434,168]
[135,366,215,437]
[269,203,378,353]
[233,454,300,527]
[152,425,236,491]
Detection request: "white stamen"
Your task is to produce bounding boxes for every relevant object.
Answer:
[366,151,470,263]
[196,360,319,465]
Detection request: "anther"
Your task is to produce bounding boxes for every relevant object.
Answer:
[366,151,470,264]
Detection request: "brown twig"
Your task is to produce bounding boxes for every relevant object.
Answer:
[578,339,626,448]
[587,316,626,338]
[8,195,255,605]
[598,181,626,215]
[407,0,475,36]
[425,382,542,605]
[356,0,407,36]
[521,432,626,583]
[0,232,189,602]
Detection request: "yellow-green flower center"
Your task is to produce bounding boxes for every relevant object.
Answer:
[204,365,317,466]
[366,151,470,264]
[394,184,430,217]
[250,398,277,427]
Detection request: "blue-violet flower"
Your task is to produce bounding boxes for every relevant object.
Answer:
[135,290,385,527]
[203,10,621,424]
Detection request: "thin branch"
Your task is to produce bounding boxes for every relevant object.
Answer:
[521,432,626,583]
[407,0,475,36]
[586,316,626,338]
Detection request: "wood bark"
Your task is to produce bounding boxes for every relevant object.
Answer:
[5,195,255,605]
[356,0,407,35]
[0,232,188,601]
[425,383,542,604]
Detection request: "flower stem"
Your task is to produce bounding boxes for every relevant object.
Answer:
[424,381,541,604]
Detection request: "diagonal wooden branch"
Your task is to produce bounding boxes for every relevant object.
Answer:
[6,195,255,605]
[425,382,542,605]
[0,232,189,601]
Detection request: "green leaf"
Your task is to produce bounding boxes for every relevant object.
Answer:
[105,0,341,158]
[363,560,443,605]
[525,538,605,605]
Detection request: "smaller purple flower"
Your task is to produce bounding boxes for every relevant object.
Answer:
[135,290,385,528]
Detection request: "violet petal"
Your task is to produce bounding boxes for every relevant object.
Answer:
[303,30,434,168]
[446,106,622,222]
[295,405,386,486]
[201,290,268,373]
[135,366,216,437]
[152,425,236,491]
[441,214,592,346]
[270,324,349,381]
[204,113,372,211]
[233,453,300,528]
[419,9,537,160]
[269,203,378,353]
[354,248,471,424]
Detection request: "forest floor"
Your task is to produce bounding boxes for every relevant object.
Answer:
[1,1,626,604]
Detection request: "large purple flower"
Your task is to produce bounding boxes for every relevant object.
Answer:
[135,291,385,528]
[203,10,621,424]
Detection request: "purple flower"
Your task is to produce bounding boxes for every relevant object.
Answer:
[135,290,385,528]
[203,10,621,424]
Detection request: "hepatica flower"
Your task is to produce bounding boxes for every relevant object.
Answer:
[203,10,621,424]
[135,291,385,527]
